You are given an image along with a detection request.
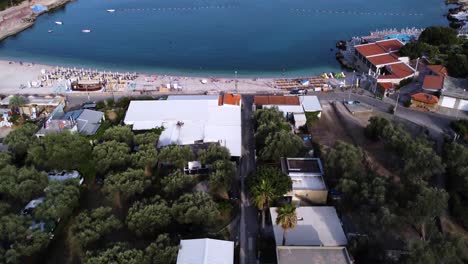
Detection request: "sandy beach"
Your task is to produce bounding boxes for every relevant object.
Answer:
[0,59,284,96]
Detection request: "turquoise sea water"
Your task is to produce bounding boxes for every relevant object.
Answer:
[0,0,449,77]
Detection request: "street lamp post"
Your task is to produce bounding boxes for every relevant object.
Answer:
[394,92,400,115]
[235,71,238,92]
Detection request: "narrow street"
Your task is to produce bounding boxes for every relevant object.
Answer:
[239,95,258,264]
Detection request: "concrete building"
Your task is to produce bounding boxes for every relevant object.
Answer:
[281,158,327,205]
[124,95,242,156]
[254,95,322,129]
[439,77,468,112]
[270,206,350,264]
[270,206,347,247]
[176,238,234,264]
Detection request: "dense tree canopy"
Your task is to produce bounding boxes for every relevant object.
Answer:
[405,184,448,241]
[101,125,134,146]
[253,107,290,151]
[126,196,171,236]
[27,132,92,171]
[34,180,81,221]
[171,192,219,225]
[134,132,160,146]
[0,214,49,264]
[70,207,122,250]
[145,234,179,264]
[103,169,151,204]
[158,145,193,169]
[326,140,366,183]
[209,159,236,193]
[161,170,194,195]
[418,26,459,46]
[84,243,147,264]
[93,140,131,174]
[259,130,303,162]
[198,144,231,165]
[404,233,468,264]
[3,123,38,160]
[131,144,158,176]
[0,165,47,203]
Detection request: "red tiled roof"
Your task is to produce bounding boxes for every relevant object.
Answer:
[355,39,404,58]
[254,96,300,106]
[219,93,241,106]
[367,54,400,67]
[411,93,439,104]
[385,62,415,79]
[378,82,393,90]
[355,44,387,57]
[427,65,448,77]
[375,39,404,53]
[422,75,444,90]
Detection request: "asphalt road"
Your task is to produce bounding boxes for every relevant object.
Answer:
[239,95,258,264]
[316,91,457,135]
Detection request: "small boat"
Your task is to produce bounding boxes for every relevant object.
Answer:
[55,21,63,25]
[81,29,91,33]
[106,9,116,12]
[48,30,53,33]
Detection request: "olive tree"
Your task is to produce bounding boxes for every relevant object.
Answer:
[70,207,122,250]
[171,192,219,225]
[93,140,131,174]
[103,169,150,207]
[126,196,171,236]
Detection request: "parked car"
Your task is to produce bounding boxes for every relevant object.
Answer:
[21,197,45,215]
[47,170,84,185]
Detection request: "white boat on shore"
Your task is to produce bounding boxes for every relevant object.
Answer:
[81,29,91,33]
[55,21,63,25]
[107,9,116,12]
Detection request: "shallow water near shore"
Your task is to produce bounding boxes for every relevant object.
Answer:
[0,0,449,77]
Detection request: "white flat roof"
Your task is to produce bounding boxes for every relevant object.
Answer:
[263,104,304,114]
[177,238,234,264]
[270,206,347,246]
[291,176,326,190]
[124,97,241,156]
[301,96,322,112]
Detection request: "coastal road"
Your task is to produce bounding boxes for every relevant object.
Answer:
[239,95,258,264]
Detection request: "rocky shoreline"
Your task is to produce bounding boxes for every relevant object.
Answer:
[0,0,74,41]
[446,0,468,30]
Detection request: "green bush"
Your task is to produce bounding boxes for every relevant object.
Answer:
[449,192,468,229]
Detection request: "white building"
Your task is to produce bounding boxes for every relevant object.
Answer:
[270,206,347,247]
[176,238,234,264]
[124,95,242,156]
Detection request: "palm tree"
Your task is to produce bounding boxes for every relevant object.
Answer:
[9,95,27,115]
[251,179,275,230]
[276,204,298,246]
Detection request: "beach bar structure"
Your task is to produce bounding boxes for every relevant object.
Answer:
[124,94,242,156]
[270,206,351,264]
[281,158,328,205]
